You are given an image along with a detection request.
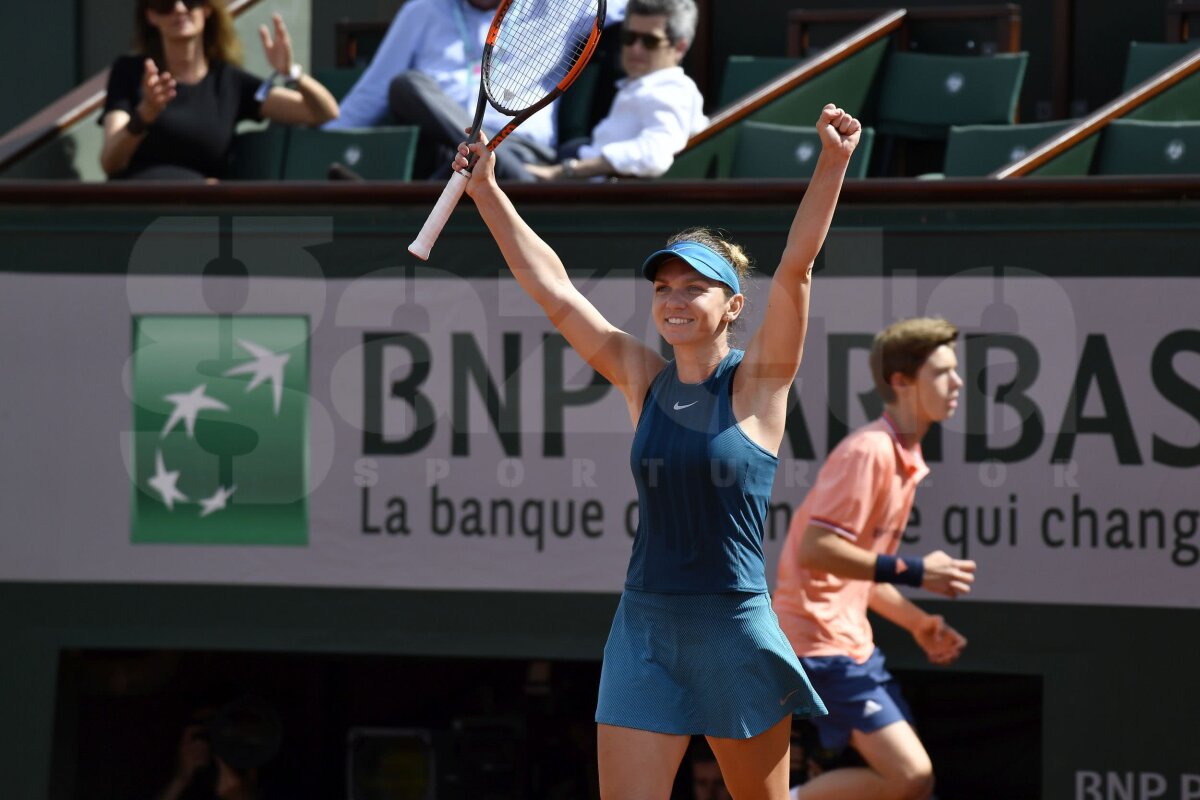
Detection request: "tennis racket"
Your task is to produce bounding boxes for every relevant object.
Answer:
[407,0,606,260]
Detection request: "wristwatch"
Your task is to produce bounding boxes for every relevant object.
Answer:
[561,158,580,179]
[284,62,304,88]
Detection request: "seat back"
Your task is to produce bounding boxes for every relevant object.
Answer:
[312,67,367,102]
[281,126,419,180]
[1122,41,1200,89]
[226,125,290,180]
[942,121,1074,176]
[875,51,1028,140]
[730,120,874,178]
[1093,119,1200,174]
[717,56,804,107]
[664,36,890,179]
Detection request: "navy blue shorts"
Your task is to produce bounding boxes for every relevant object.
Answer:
[596,589,826,739]
[799,648,913,750]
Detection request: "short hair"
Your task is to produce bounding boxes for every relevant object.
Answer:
[627,0,699,50]
[870,317,959,403]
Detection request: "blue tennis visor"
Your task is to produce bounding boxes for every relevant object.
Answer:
[641,241,740,295]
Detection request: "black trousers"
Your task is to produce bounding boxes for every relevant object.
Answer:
[387,70,555,182]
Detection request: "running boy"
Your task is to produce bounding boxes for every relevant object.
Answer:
[774,317,977,800]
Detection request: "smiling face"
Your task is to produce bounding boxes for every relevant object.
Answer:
[651,258,741,347]
[895,343,962,425]
[620,13,686,80]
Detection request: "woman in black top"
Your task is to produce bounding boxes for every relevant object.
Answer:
[100,0,339,181]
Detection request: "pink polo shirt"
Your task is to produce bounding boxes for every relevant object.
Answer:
[773,414,930,664]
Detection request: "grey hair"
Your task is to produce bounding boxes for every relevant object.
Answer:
[626,0,698,51]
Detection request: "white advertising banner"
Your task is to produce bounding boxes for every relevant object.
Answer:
[1,267,1197,607]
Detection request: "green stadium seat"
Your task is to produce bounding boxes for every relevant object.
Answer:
[281,126,419,180]
[665,37,890,179]
[717,56,804,108]
[312,67,367,102]
[1093,119,1200,175]
[1122,41,1200,89]
[875,51,1029,140]
[226,125,290,180]
[941,120,1074,176]
[730,120,874,178]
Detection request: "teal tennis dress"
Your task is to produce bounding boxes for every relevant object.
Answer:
[595,349,826,738]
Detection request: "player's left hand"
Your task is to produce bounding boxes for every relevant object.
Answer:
[816,103,861,158]
[914,614,967,665]
[259,13,294,75]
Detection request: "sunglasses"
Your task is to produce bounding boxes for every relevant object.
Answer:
[147,0,205,13]
[620,29,671,49]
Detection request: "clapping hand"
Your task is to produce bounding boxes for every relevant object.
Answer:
[138,58,177,123]
[259,13,294,75]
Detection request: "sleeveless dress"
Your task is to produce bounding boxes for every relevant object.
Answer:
[595,349,826,737]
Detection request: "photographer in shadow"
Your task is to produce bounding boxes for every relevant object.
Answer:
[156,695,281,800]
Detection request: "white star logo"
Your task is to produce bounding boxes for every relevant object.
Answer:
[223,339,290,415]
[199,485,237,518]
[161,384,230,438]
[147,450,188,510]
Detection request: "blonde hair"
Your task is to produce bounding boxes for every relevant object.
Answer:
[135,0,243,67]
[870,317,959,403]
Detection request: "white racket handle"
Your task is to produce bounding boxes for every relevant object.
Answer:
[408,170,470,261]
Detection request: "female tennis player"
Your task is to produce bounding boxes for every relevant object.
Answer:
[453,102,861,799]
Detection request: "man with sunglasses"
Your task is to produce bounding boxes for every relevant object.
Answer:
[524,0,706,182]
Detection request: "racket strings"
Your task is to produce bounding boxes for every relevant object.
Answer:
[485,0,598,113]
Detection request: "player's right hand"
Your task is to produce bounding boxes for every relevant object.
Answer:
[456,128,497,197]
[138,58,176,124]
[921,549,976,598]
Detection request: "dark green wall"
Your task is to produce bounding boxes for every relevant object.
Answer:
[310,0,405,70]
[0,0,77,135]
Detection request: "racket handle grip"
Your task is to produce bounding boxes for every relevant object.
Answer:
[408,170,470,261]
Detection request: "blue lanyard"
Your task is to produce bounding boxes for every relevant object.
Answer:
[450,0,483,94]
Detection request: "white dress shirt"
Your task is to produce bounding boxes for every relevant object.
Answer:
[579,66,708,177]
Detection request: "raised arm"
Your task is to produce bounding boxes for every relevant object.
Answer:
[456,138,666,423]
[737,105,861,414]
[257,14,339,126]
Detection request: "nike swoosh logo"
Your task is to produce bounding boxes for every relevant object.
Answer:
[779,688,802,706]
[673,401,698,410]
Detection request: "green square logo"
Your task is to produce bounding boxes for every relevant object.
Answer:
[131,315,309,545]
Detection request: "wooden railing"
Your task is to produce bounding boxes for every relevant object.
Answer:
[3,176,1199,208]
[787,4,1020,58]
[0,0,262,175]
[993,47,1200,178]
[677,10,905,155]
